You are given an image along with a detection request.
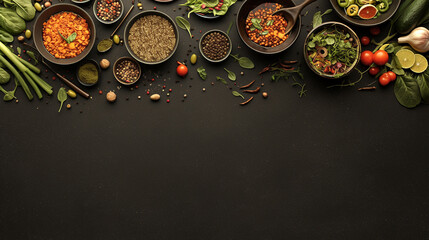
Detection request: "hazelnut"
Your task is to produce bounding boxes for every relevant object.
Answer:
[106,91,116,102]
[100,59,110,69]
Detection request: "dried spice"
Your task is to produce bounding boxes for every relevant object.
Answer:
[128,15,176,62]
[201,31,230,60]
[240,96,253,105]
[78,62,98,85]
[239,80,255,89]
[96,0,122,22]
[243,87,260,93]
[246,3,289,47]
[115,59,140,83]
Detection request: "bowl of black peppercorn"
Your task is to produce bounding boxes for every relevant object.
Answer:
[199,29,232,63]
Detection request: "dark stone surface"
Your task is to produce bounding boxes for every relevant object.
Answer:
[1,0,429,239]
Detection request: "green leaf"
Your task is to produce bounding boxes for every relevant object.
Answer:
[232,91,244,99]
[197,66,207,80]
[325,37,335,45]
[251,18,262,30]
[394,75,421,108]
[224,68,236,81]
[385,44,395,53]
[0,28,13,43]
[266,19,274,26]
[26,50,38,64]
[0,67,10,84]
[57,87,67,112]
[216,76,227,84]
[175,16,192,38]
[16,46,21,55]
[226,20,234,35]
[417,74,429,104]
[259,30,269,36]
[4,0,35,21]
[0,7,26,35]
[58,31,77,44]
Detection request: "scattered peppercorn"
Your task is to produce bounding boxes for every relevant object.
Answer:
[115,59,140,84]
[201,31,230,60]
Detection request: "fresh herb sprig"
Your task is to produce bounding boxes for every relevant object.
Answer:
[175,16,192,38]
[58,31,77,44]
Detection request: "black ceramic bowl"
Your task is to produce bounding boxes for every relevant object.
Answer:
[76,59,101,87]
[93,0,124,24]
[303,21,361,79]
[236,0,301,54]
[124,10,179,65]
[113,57,142,85]
[33,3,96,65]
[329,0,401,27]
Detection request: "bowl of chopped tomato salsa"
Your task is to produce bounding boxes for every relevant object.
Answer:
[33,3,96,65]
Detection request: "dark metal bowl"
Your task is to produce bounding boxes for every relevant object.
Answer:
[199,29,232,63]
[303,21,361,79]
[124,10,179,65]
[113,57,142,85]
[76,59,101,87]
[93,0,124,24]
[329,0,401,27]
[236,0,301,54]
[32,3,96,65]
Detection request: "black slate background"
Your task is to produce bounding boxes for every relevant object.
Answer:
[1,0,429,239]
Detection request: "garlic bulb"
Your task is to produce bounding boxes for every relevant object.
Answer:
[398,27,429,53]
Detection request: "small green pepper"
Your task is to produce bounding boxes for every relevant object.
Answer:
[25,29,31,39]
[67,89,77,98]
[113,35,120,45]
[377,0,389,13]
[190,54,197,64]
[347,4,359,16]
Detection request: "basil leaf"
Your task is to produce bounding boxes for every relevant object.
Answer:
[251,18,262,30]
[57,87,67,112]
[394,75,421,108]
[0,28,13,43]
[197,66,207,80]
[216,76,227,84]
[224,68,236,81]
[266,20,274,26]
[26,50,38,64]
[0,67,10,84]
[416,74,429,103]
[175,16,192,38]
[232,91,244,99]
[238,57,254,69]
[260,30,269,36]
[67,32,77,43]
[0,7,26,35]
[312,11,322,29]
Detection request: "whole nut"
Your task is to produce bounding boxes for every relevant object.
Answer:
[100,59,110,69]
[106,91,116,102]
[262,92,268,98]
[150,94,160,101]
[17,36,25,42]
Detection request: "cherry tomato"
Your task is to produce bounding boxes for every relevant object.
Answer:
[373,50,389,66]
[369,66,380,76]
[360,50,374,66]
[386,71,396,81]
[369,26,381,36]
[379,73,391,86]
[176,63,188,77]
[361,36,370,46]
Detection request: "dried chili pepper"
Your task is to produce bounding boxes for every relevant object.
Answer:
[282,60,297,64]
[259,67,271,75]
[358,86,376,91]
[240,80,256,89]
[243,87,261,93]
[240,96,254,106]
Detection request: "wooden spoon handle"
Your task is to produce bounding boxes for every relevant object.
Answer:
[290,0,318,17]
[56,73,90,99]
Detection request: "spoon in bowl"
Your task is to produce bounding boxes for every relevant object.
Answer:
[272,0,318,35]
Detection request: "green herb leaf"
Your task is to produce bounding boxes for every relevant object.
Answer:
[251,18,262,30]
[394,75,421,108]
[417,73,429,103]
[260,30,269,36]
[325,37,335,45]
[231,54,254,69]
[26,50,38,64]
[224,68,236,81]
[175,16,192,38]
[232,90,244,99]
[58,30,77,44]
[312,9,332,28]
[197,66,207,80]
[16,46,21,55]
[266,19,274,26]
[385,44,395,53]
[57,87,67,112]
[0,67,10,84]
[226,20,234,35]
[216,76,227,84]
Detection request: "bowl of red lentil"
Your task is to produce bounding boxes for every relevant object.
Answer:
[236,0,301,54]
[124,11,179,65]
[113,57,142,85]
[33,3,96,65]
[199,29,232,63]
[93,0,124,24]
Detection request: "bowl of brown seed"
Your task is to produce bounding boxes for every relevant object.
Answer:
[113,57,142,85]
[199,29,232,63]
[124,10,179,65]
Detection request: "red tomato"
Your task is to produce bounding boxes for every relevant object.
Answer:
[176,64,188,77]
[369,66,380,76]
[373,50,389,66]
[360,50,374,66]
[361,36,370,46]
[370,26,381,36]
[387,71,396,81]
[379,73,391,86]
